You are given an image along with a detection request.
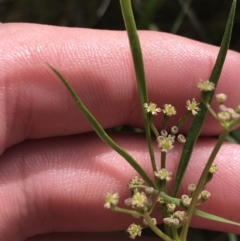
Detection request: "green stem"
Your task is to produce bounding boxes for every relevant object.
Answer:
[119,0,157,178]
[113,206,141,217]
[160,192,182,206]
[150,122,160,137]
[171,227,180,241]
[160,152,167,192]
[143,213,174,241]
[206,104,218,119]
[161,152,166,169]
[177,111,191,130]
[180,129,230,241]
[163,115,169,130]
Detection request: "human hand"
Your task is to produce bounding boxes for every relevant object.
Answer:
[0,23,240,241]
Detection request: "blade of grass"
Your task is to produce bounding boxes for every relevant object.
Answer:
[173,0,236,197]
[194,209,240,227]
[119,0,157,179]
[49,64,156,189]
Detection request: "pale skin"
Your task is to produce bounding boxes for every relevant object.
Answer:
[0,23,240,241]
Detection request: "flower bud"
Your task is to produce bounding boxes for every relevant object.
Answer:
[216,93,227,103]
[188,184,196,192]
[171,126,179,134]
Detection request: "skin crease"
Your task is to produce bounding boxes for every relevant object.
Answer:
[0,23,240,241]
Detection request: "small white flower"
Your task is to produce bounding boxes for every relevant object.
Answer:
[129,176,144,189]
[143,102,161,115]
[188,184,196,192]
[209,163,218,174]
[197,79,215,91]
[201,190,211,200]
[154,168,172,181]
[177,134,186,144]
[163,104,176,116]
[104,192,119,209]
[218,111,231,121]
[174,211,188,223]
[186,98,200,115]
[157,135,174,152]
[143,217,157,226]
[131,192,148,208]
[171,126,179,134]
[127,223,142,239]
[216,93,227,103]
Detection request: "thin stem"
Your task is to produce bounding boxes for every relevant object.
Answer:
[163,115,169,130]
[171,227,180,241]
[119,0,157,178]
[177,111,191,130]
[160,192,182,206]
[113,206,141,217]
[160,152,167,192]
[149,189,163,214]
[206,103,218,119]
[180,129,230,241]
[150,122,160,137]
[161,151,166,169]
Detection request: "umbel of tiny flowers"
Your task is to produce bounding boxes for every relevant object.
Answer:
[163,210,188,227]
[218,103,240,121]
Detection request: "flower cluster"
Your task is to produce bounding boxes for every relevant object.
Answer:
[103,78,229,240]
[218,103,240,122]
[181,187,211,207]
[163,210,188,227]
[157,129,186,153]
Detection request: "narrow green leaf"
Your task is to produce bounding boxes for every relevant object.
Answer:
[194,209,240,227]
[173,0,236,197]
[49,64,156,189]
[119,0,157,177]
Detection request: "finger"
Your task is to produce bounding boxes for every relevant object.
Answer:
[1,23,240,153]
[0,133,239,240]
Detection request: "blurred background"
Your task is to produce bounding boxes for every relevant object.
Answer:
[0,0,240,51]
[1,0,240,240]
